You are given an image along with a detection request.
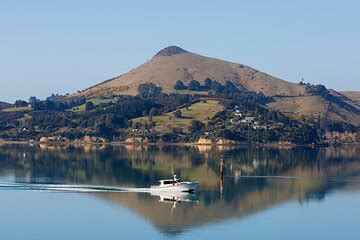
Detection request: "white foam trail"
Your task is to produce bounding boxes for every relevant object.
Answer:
[0,182,151,193]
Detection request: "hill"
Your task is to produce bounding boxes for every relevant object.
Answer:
[340,91,360,106]
[0,47,358,144]
[0,101,13,110]
[79,46,360,126]
[81,46,308,97]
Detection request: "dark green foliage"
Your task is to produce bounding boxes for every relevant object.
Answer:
[85,101,94,111]
[188,120,204,135]
[0,81,356,144]
[211,80,225,92]
[155,93,198,113]
[28,96,41,110]
[161,132,179,142]
[95,122,112,138]
[138,83,163,99]
[203,78,213,90]
[224,81,240,94]
[28,96,86,111]
[149,107,159,116]
[174,80,187,90]
[188,80,201,91]
[317,119,357,133]
[205,107,320,144]
[0,112,22,130]
[14,100,28,108]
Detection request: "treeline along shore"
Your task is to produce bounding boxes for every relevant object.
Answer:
[1,80,359,146]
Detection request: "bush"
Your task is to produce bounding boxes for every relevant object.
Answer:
[174,80,187,90]
[211,80,225,92]
[203,78,213,90]
[85,101,94,111]
[188,120,204,133]
[14,100,28,108]
[188,80,201,91]
[149,107,159,116]
[138,83,163,99]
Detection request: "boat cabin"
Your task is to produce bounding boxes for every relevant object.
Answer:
[158,179,180,186]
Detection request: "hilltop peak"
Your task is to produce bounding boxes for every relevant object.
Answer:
[154,46,188,57]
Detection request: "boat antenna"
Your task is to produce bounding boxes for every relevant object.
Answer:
[171,166,177,180]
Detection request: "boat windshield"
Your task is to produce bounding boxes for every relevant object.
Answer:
[163,180,178,185]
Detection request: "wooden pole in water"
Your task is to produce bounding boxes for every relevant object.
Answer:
[220,155,224,178]
[220,155,224,196]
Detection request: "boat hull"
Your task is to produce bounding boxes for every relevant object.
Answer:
[150,182,198,192]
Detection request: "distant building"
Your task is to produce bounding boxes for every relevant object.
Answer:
[241,116,254,123]
[234,109,242,117]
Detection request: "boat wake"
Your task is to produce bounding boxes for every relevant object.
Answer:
[0,182,151,193]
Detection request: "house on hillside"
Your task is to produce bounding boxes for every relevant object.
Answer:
[240,116,255,123]
[234,109,242,117]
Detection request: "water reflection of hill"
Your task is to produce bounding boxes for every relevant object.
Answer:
[0,144,359,233]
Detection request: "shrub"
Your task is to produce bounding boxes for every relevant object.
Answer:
[14,100,28,108]
[149,107,159,116]
[138,83,163,99]
[174,80,187,90]
[188,80,201,91]
[85,101,94,111]
[203,78,213,90]
[188,120,204,133]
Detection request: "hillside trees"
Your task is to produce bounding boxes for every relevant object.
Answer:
[188,120,204,134]
[174,80,187,90]
[188,80,201,91]
[14,100,28,108]
[85,101,94,111]
[138,83,163,99]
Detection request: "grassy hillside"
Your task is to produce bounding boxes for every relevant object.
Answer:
[70,98,116,112]
[2,106,30,112]
[340,91,360,106]
[267,95,360,126]
[267,96,329,116]
[132,99,224,133]
[79,46,308,98]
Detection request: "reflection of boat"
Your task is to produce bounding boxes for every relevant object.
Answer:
[150,191,199,203]
[150,172,199,193]
[150,191,199,216]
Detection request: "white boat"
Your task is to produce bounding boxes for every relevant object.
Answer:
[150,172,199,193]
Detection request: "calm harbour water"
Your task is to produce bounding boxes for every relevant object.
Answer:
[0,144,359,239]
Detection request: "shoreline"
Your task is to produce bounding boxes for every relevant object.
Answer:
[1,139,359,148]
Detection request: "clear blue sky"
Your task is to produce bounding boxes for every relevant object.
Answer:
[1,0,359,102]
